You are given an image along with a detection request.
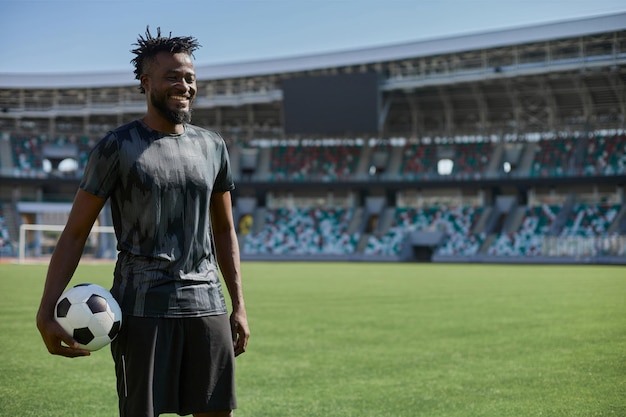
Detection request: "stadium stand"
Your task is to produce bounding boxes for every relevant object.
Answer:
[0,202,16,257]
[1,12,625,264]
[8,134,92,177]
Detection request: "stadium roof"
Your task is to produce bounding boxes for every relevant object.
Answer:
[1,11,625,89]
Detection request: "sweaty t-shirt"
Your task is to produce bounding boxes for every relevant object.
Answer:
[80,119,234,318]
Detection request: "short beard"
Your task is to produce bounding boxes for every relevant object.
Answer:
[165,108,192,125]
[150,93,193,125]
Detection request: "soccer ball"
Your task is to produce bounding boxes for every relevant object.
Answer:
[54,283,122,351]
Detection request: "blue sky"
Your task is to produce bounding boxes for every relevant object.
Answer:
[1,0,625,74]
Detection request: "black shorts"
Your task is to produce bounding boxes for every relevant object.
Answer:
[111,315,236,417]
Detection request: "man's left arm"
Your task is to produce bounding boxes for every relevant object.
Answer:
[210,191,250,356]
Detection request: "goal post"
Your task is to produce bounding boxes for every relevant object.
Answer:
[18,224,116,264]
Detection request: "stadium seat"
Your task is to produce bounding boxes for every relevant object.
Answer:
[559,203,621,237]
[365,205,484,256]
[243,207,359,255]
[0,204,13,256]
[487,205,561,256]
[268,142,361,181]
[399,141,493,179]
[529,136,577,177]
[583,134,626,176]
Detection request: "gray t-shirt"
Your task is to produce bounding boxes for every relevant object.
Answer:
[80,119,234,318]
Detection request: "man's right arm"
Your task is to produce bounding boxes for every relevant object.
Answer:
[36,189,107,357]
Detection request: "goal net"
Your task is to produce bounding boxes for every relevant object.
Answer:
[18,224,116,264]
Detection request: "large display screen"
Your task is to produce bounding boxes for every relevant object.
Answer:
[282,72,380,135]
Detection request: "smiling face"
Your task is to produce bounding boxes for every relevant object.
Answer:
[141,51,197,133]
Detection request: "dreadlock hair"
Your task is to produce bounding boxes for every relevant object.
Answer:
[130,26,201,93]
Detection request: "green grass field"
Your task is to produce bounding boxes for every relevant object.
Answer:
[0,262,624,416]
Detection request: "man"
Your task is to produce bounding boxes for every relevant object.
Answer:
[36,27,250,417]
